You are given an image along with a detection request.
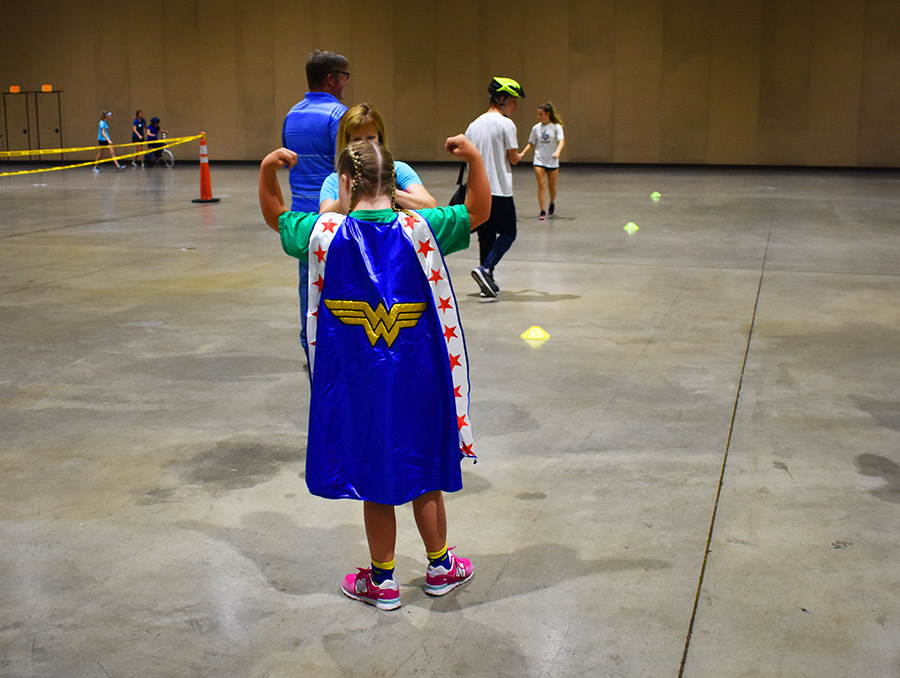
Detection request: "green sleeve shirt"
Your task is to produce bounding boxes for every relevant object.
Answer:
[279,205,471,260]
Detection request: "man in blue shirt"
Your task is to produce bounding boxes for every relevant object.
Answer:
[282,50,350,355]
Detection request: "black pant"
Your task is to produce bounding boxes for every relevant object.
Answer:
[476,195,517,270]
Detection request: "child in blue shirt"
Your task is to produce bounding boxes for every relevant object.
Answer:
[144,117,164,164]
[317,103,436,214]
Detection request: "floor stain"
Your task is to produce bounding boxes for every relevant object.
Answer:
[854,453,900,504]
[853,397,900,432]
[175,438,303,491]
[472,400,540,438]
[134,354,302,382]
[773,460,794,480]
[135,487,178,506]
[490,289,581,303]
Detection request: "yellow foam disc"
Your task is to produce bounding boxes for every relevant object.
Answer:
[520,326,550,341]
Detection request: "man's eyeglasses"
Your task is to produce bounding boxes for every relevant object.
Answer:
[330,70,350,80]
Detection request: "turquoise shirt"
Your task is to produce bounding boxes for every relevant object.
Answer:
[279,205,471,260]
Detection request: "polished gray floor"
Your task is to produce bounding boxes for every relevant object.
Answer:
[1,159,899,677]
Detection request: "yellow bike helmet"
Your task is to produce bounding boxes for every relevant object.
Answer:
[488,77,525,104]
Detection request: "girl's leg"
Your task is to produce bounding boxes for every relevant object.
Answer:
[109,146,122,169]
[343,501,401,609]
[533,166,547,213]
[93,149,102,170]
[412,490,447,553]
[415,490,474,596]
[363,501,397,563]
[548,168,559,205]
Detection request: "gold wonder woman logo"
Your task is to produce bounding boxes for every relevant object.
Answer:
[324,299,427,347]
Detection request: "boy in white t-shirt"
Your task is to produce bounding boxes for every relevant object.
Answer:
[465,77,525,298]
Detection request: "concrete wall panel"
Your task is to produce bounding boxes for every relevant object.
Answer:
[0,0,897,166]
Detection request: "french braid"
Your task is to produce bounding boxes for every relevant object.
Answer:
[337,140,397,211]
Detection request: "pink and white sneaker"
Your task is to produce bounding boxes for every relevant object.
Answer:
[425,549,474,596]
[341,568,401,610]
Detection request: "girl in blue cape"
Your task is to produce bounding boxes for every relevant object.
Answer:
[259,135,490,610]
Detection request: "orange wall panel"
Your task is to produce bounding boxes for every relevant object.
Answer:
[0,0,897,166]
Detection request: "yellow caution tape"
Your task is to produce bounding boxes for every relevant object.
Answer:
[0,135,205,176]
[0,134,202,158]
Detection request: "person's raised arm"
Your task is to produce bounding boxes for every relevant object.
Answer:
[258,148,296,231]
[444,134,490,229]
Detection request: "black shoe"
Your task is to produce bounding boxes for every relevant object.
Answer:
[548,202,555,217]
[474,265,500,293]
[471,266,497,298]
[483,267,499,293]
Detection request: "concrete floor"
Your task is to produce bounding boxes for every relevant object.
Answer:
[1,159,899,678]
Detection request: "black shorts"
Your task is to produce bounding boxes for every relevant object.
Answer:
[132,135,144,143]
[98,140,109,147]
[534,164,559,172]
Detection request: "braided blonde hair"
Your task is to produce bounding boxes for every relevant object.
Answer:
[337,140,397,211]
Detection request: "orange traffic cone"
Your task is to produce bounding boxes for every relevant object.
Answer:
[192,132,220,203]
